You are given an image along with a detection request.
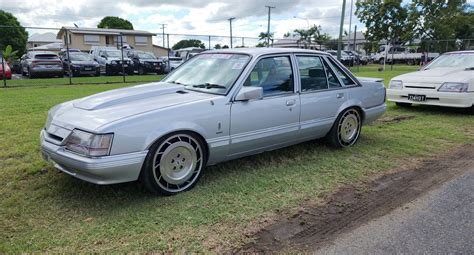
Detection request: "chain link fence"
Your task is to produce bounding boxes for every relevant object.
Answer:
[0,25,473,88]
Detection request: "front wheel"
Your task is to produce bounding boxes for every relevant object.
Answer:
[140,132,206,195]
[326,108,362,148]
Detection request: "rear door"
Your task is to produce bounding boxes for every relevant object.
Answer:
[296,54,353,139]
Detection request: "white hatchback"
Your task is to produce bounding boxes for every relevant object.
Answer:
[387,51,474,108]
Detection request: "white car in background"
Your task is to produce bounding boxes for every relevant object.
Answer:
[387,51,474,108]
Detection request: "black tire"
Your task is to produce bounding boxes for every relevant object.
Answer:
[95,70,100,77]
[105,65,113,76]
[395,102,412,107]
[139,132,207,195]
[138,66,144,75]
[27,68,35,79]
[326,108,362,148]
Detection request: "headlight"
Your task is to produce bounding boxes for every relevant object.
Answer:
[389,80,403,89]
[437,82,468,92]
[65,129,113,157]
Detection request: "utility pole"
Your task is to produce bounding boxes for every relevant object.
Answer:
[337,0,347,60]
[228,17,235,48]
[160,24,167,48]
[265,5,275,47]
[347,0,354,50]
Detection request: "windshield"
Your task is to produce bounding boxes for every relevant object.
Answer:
[70,54,94,61]
[162,53,251,95]
[105,51,122,58]
[137,52,156,59]
[424,53,474,69]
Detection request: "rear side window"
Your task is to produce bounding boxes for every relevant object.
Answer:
[296,56,328,91]
[244,56,294,96]
[326,57,356,86]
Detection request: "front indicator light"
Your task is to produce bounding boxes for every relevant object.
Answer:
[389,80,403,89]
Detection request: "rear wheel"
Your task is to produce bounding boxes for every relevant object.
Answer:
[326,108,362,148]
[140,132,206,195]
[138,66,144,75]
[396,102,412,107]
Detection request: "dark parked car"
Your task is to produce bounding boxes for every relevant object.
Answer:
[21,51,63,78]
[61,52,100,77]
[325,50,354,66]
[344,50,368,65]
[127,51,164,74]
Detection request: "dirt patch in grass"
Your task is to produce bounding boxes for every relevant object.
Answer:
[239,144,474,253]
[374,115,416,124]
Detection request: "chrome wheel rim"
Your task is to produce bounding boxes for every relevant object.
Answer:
[338,109,361,146]
[153,134,203,193]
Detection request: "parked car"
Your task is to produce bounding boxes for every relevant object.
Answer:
[127,50,164,74]
[325,50,354,66]
[0,58,12,79]
[387,50,474,108]
[21,51,63,78]
[89,47,133,75]
[344,50,368,65]
[40,48,386,195]
[374,46,439,65]
[159,56,184,73]
[61,52,100,77]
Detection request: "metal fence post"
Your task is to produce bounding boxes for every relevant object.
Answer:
[208,35,211,50]
[65,29,72,85]
[1,54,6,88]
[167,34,170,73]
[120,33,125,83]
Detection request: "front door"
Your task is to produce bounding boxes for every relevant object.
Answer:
[230,55,300,156]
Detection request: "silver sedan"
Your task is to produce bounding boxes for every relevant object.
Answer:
[40,48,386,195]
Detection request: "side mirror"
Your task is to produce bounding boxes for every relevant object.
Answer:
[235,87,263,101]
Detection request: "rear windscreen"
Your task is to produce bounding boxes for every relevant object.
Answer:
[35,54,58,59]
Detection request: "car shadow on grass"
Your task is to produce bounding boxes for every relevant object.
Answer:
[391,104,474,116]
[48,138,334,211]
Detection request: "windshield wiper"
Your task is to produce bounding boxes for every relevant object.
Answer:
[465,67,474,71]
[168,81,183,85]
[192,83,227,89]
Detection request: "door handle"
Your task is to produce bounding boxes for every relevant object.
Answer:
[336,93,344,99]
[286,99,296,106]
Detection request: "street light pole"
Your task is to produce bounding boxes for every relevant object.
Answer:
[347,0,354,50]
[228,17,235,48]
[337,0,347,60]
[265,5,275,47]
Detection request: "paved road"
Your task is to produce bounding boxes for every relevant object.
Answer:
[316,167,474,254]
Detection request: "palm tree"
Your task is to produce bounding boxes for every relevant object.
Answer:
[258,32,274,47]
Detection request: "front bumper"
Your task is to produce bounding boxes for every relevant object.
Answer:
[40,130,148,185]
[387,89,474,108]
[107,63,134,73]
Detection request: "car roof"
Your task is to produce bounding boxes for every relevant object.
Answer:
[30,51,58,55]
[203,47,329,57]
[444,50,474,55]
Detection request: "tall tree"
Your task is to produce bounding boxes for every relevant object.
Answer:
[292,25,324,49]
[356,1,410,44]
[172,39,205,50]
[406,0,471,51]
[0,10,28,56]
[98,16,134,30]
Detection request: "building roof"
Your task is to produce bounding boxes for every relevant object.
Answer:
[342,31,366,42]
[28,32,62,43]
[57,27,156,38]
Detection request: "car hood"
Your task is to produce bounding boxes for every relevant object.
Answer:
[50,82,218,131]
[393,67,471,84]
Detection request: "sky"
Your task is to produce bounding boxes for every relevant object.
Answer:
[2,0,473,47]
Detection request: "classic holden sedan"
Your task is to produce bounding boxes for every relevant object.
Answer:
[387,51,474,108]
[40,48,386,195]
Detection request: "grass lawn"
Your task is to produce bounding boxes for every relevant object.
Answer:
[1,65,473,252]
[3,74,164,87]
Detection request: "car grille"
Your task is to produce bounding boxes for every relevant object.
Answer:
[405,85,436,89]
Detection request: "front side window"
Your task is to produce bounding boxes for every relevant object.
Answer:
[296,55,328,91]
[162,53,251,95]
[244,56,294,96]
